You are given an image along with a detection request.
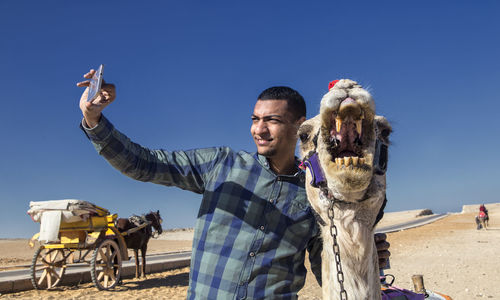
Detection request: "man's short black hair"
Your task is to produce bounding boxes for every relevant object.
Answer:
[258,86,306,121]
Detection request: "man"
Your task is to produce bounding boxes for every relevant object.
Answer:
[77,70,389,299]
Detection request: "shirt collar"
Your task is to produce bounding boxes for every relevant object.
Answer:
[254,153,304,178]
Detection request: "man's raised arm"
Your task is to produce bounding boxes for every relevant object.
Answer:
[76,69,226,194]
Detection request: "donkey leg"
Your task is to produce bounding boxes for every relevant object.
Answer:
[134,249,139,278]
[141,245,147,278]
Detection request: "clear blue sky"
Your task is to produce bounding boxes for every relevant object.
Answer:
[1,1,499,238]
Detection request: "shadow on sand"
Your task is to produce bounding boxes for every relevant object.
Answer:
[118,272,190,291]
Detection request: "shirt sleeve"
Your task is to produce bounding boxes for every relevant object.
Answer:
[307,234,323,286]
[80,115,229,194]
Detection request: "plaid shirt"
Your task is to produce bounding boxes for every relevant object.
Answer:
[81,116,322,300]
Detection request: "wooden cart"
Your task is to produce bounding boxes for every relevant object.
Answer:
[28,201,128,290]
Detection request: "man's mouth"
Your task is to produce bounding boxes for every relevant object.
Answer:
[256,138,273,146]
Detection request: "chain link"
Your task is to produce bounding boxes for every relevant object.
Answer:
[325,189,348,300]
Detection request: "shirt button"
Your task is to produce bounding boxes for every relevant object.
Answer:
[269,199,274,203]
[249,252,255,257]
[239,281,245,286]
[260,225,265,231]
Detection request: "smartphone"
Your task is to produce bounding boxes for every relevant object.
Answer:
[87,64,104,102]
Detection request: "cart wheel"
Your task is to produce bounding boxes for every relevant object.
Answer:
[30,247,66,289]
[91,239,122,290]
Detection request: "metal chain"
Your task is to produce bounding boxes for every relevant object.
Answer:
[325,188,348,300]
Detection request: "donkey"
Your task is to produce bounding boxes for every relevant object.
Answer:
[116,210,163,278]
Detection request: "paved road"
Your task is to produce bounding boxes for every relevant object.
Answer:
[0,251,191,282]
[375,213,449,234]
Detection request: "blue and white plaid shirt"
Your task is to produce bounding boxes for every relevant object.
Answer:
[82,116,322,299]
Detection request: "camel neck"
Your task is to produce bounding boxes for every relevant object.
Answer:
[320,216,380,300]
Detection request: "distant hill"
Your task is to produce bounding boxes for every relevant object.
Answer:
[461,203,500,213]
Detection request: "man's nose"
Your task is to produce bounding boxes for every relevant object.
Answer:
[254,120,268,135]
[256,120,267,132]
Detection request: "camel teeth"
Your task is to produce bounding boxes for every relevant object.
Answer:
[359,158,365,165]
[336,117,342,132]
[356,120,362,136]
[339,157,344,166]
[345,157,352,166]
[352,156,359,166]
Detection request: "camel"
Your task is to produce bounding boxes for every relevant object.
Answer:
[298,79,391,300]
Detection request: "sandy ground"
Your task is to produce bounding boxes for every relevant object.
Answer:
[2,204,498,299]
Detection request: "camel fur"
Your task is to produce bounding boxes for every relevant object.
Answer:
[298,79,391,300]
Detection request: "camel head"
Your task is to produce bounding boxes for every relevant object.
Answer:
[299,79,391,208]
[299,79,391,300]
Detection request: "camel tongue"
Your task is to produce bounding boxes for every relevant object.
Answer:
[339,121,359,145]
[331,118,360,143]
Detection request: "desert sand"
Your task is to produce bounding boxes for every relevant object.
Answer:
[1,204,498,299]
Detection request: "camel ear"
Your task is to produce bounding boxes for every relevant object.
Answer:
[374,116,391,175]
[374,115,392,145]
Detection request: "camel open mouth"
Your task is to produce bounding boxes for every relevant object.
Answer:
[299,79,389,199]
[323,97,369,170]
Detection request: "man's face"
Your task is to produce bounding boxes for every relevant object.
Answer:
[251,99,302,159]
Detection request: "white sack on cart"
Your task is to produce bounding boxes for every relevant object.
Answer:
[27,199,103,243]
[39,211,62,243]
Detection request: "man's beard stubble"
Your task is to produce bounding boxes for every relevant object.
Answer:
[258,148,277,158]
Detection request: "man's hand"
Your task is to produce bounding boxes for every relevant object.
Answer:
[375,233,390,269]
[76,69,116,128]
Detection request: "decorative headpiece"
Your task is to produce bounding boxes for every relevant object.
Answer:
[328,80,340,90]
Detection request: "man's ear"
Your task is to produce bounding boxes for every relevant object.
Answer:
[295,116,306,127]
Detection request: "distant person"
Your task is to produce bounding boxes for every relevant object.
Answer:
[479,204,488,215]
[480,204,489,223]
[76,69,390,299]
[476,204,489,230]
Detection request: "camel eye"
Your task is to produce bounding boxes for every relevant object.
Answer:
[299,133,309,143]
[298,124,314,143]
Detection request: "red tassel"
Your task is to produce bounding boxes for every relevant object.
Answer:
[328,80,340,90]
